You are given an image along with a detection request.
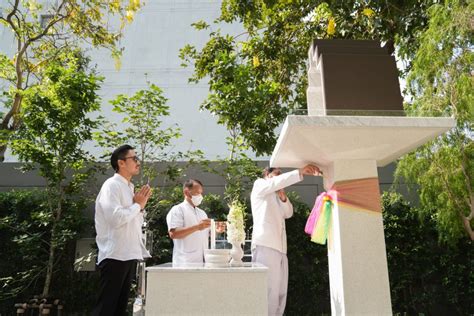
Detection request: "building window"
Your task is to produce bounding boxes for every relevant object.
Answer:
[40,14,54,29]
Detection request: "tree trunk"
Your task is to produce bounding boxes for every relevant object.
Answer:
[461,213,474,241]
[42,228,56,297]
[0,94,23,162]
[462,222,474,240]
[42,178,64,297]
[0,144,6,162]
[1,42,26,162]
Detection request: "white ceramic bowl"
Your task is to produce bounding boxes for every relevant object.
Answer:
[204,249,230,264]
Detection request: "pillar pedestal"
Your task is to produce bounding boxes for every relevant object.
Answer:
[324,160,391,315]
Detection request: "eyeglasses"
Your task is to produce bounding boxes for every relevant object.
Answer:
[121,156,140,163]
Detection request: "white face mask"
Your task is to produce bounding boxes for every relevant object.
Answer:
[191,194,203,206]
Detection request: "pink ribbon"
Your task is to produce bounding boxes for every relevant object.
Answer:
[305,178,382,243]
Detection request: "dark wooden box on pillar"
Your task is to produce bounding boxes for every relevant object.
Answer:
[307,39,404,116]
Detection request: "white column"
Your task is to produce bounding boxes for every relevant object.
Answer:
[323,160,392,315]
[210,219,216,249]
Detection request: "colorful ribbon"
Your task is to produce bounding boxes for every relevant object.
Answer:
[305,178,381,245]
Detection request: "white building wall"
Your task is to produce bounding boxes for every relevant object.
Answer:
[0,0,265,161]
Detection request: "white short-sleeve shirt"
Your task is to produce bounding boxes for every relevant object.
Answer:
[166,200,209,263]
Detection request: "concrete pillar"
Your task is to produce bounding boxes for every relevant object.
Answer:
[323,160,392,315]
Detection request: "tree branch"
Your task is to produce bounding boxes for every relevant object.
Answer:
[0,2,22,40]
[459,140,474,223]
[6,0,20,23]
[433,156,473,240]
[1,0,71,132]
[27,9,68,45]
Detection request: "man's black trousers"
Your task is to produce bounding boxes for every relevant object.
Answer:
[92,259,137,316]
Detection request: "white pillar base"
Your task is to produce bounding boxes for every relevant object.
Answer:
[325,160,392,315]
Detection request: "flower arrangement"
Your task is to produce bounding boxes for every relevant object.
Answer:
[226,200,246,245]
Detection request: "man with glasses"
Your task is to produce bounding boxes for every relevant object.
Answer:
[251,164,321,316]
[93,145,152,316]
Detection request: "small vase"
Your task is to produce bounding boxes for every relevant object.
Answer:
[230,241,244,266]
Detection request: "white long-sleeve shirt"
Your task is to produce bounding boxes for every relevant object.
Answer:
[95,173,151,264]
[250,170,302,254]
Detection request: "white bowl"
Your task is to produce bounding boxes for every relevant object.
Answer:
[205,249,230,255]
[204,249,230,264]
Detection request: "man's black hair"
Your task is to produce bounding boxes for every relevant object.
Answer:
[110,145,135,172]
[183,179,203,190]
[262,166,278,178]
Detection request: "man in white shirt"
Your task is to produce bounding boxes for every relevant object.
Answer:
[93,145,152,316]
[251,164,321,316]
[166,179,211,264]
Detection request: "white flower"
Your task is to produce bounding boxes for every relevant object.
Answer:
[226,200,246,245]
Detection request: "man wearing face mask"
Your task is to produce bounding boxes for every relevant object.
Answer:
[251,164,321,316]
[166,179,211,264]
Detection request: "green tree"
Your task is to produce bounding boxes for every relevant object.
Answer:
[396,0,473,242]
[180,0,434,155]
[383,192,473,314]
[0,0,143,161]
[9,52,102,297]
[0,190,87,311]
[95,83,202,186]
[203,131,261,204]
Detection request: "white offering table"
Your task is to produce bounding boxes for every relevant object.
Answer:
[145,263,268,316]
